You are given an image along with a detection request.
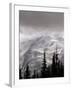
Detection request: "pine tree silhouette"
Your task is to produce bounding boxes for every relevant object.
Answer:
[32,70,36,78]
[36,72,39,78]
[52,46,59,77]
[19,68,22,79]
[52,52,56,77]
[24,64,30,79]
[51,46,64,77]
[41,50,47,78]
[59,62,64,77]
[32,70,39,78]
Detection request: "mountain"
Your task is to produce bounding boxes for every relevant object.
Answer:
[19,33,64,75]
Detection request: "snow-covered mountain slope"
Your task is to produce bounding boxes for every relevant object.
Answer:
[19,33,64,73]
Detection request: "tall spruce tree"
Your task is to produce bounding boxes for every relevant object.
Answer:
[24,64,30,79]
[52,52,56,77]
[19,68,22,79]
[55,46,58,64]
[32,70,39,78]
[52,46,61,77]
[32,70,36,78]
[36,72,39,78]
[41,50,47,78]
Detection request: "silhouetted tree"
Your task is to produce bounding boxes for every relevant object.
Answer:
[19,68,22,79]
[24,64,30,79]
[58,62,64,77]
[52,52,57,77]
[51,46,64,77]
[36,72,39,78]
[51,46,59,77]
[32,70,36,78]
[31,70,39,78]
[46,65,52,77]
[52,53,56,65]
[41,50,47,78]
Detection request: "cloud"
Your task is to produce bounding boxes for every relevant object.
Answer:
[19,11,64,33]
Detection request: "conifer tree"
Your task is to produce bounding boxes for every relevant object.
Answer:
[19,68,22,79]
[32,70,36,78]
[41,50,47,78]
[52,52,56,76]
[36,72,39,78]
[24,64,30,79]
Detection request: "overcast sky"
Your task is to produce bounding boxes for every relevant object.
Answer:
[19,10,64,41]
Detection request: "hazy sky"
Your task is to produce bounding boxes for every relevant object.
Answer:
[19,10,64,41]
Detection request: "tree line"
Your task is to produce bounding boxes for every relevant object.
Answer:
[19,47,64,79]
